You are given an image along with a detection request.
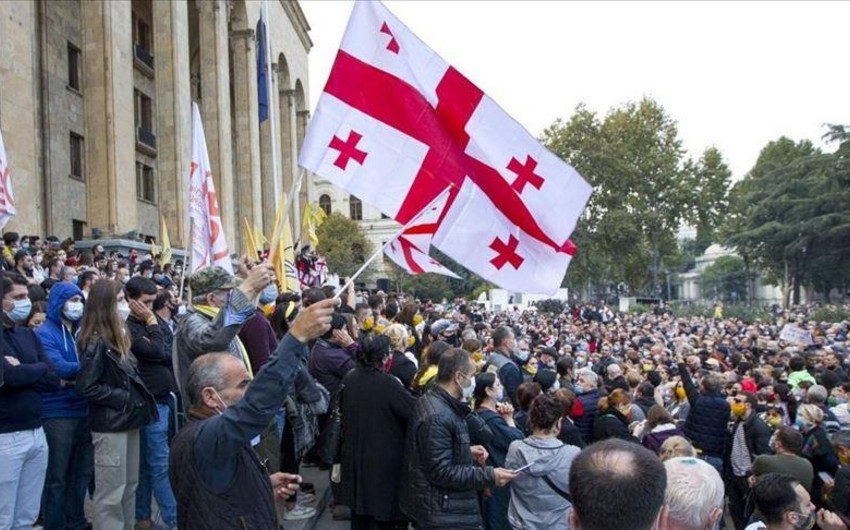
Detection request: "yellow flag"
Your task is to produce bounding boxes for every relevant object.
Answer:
[270,196,299,292]
[159,216,172,266]
[243,217,259,261]
[151,241,160,261]
[302,203,327,249]
[253,225,268,252]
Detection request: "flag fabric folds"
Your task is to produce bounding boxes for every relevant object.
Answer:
[302,202,327,250]
[159,215,172,266]
[299,1,592,294]
[256,16,269,123]
[189,103,233,274]
[269,197,299,293]
[0,127,17,231]
[244,217,260,261]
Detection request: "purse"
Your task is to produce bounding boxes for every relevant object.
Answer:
[316,384,344,465]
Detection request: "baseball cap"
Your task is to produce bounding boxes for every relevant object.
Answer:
[431,318,459,337]
[189,266,239,296]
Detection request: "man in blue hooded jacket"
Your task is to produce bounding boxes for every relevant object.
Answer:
[36,281,93,530]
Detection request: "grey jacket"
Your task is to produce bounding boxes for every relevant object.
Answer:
[173,289,256,395]
[504,435,580,530]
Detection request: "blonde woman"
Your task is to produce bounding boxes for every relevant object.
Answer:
[384,323,417,389]
[77,280,157,529]
[797,404,839,504]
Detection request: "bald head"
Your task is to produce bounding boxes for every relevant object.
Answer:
[569,439,667,530]
[186,353,250,411]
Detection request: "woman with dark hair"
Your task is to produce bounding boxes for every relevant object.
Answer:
[339,334,416,530]
[473,372,524,530]
[514,382,542,436]
[638,405,684,454]
[77,280,157,528]
[270,293,300,340]
[411,340,451,394]
[592,388,638,442]
[505,394,580,530]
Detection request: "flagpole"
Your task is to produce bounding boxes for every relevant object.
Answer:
[263,0,281,204]
[338,187,452,296]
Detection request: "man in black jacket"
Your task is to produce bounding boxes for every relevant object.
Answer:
[677,356,730,476]
[125,276,178,529]
[727,391,771,530]
[400,348,515,529]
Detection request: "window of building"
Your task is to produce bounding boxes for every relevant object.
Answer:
[67,43,81,91]
[132,13,154,69]
[381,213,390,219]
[72,220,86,241]
[136,162,156,203]
[135,90,153,132]
[70,132,84,179]
[349,195,362,221]
[319,194,332,216]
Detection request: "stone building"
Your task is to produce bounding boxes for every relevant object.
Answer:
[0,0,313,252]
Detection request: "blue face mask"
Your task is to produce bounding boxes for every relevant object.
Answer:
[259,283,278,305]
[9,298,32,323]
[63,301,84,322]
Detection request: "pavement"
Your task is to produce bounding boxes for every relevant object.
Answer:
[282,464,348,530]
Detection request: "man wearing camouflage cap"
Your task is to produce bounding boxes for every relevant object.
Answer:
[174,263,274,395]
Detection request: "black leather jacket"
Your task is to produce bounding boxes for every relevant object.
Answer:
[399,385,496,529]
[77,337,157,433]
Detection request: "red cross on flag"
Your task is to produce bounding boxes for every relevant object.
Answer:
[0,127,17,231]
[299,1,592,294]
[189,103,232,274]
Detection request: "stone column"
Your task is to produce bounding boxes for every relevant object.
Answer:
[230,28,262,254]
[259,62,281,235]
[153,0,191,248]
[0,0,42,236]
[279,89,296,222]
[81,0,137,236]
[197,0,236,254]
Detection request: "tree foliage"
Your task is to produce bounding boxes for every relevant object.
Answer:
[700,255,746,302]
[542,97,731,299]
[721,131,850,304]
[315,213,375,279]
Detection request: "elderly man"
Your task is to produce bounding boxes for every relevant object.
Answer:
[174,263,273,394]
[169,297,338,529]
[569,439,668,530]
[664,457,724,530]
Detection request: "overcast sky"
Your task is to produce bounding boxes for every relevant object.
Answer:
[299,1,850,180]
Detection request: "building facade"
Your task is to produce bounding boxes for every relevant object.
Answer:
[0,0,313,253]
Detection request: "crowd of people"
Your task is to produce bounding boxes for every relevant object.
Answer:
[2,228,850,530]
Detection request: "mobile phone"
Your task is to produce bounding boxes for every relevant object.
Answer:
[513,460,537,473]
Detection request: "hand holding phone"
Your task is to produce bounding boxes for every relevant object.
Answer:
[512,460,537,473]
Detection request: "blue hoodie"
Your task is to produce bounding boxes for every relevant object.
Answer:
[36,281,87,419]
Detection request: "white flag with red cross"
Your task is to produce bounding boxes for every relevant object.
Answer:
[383,190,459,279]
[299,1,592,294]
[189,103,232,274]
[0,127,17,231]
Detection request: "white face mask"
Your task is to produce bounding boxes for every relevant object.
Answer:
[207,387,228,414]
[461,374,475,401]
[492,386,505,402]
[177,305,188,316]
[117,301,131,321]
[551,380,561,392]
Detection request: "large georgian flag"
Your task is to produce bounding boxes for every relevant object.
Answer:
[189,103,232,274]
[0,127,17,231]
[299,1,592,294]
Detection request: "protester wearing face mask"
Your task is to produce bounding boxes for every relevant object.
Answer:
[76,279,158,529]
[35,281,93,530]
[472,372,524,530]
[727,392,773,529]
[825,431,850,523]
[752,427,814,494]
[796,404,840,508]
[745,473,846,530]
[482,326,524,408]
[0,273,60,530]
[175,263,275,395]
[400,348,516,529]
[169,297,338,529]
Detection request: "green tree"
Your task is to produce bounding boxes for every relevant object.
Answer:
[722,134,850,305]
[700,255,746,302]
[542,98,729,299]
[315,213,375,279]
